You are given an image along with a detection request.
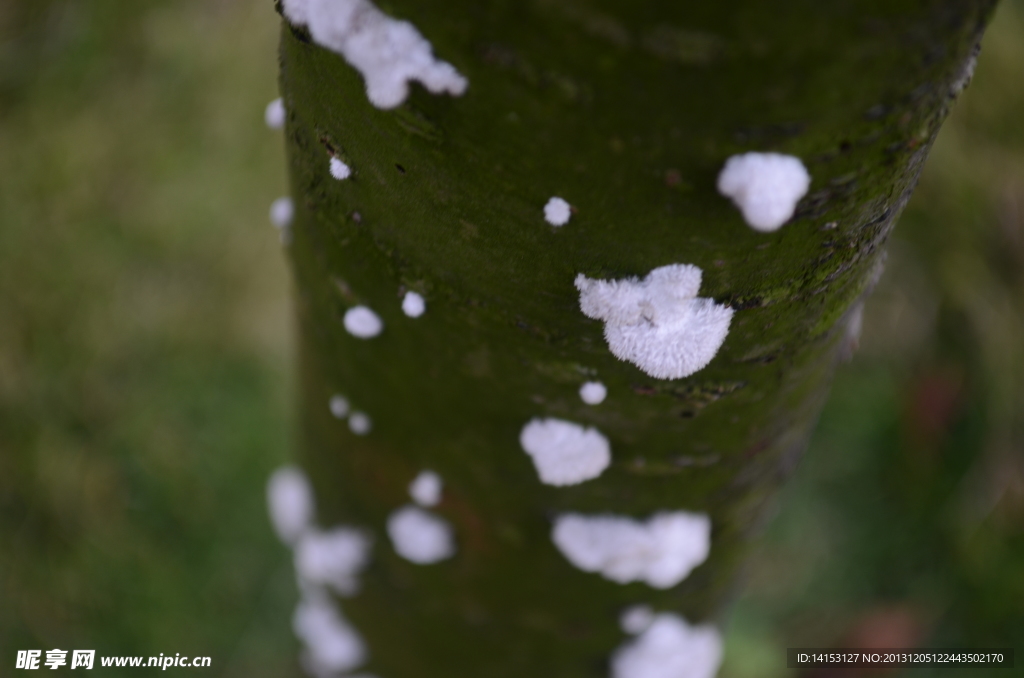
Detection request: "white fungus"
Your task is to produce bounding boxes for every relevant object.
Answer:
[329,394,351,419]
[620,605,656,635]
[519,418,611,486]
[387,505,455,564]
[280,0,468,109]
[265,97,286,129]
[293,595,367,675]
[270,196,294,229]
[294,527,372,596]
[402,291,426,318]
[551,511,711,589]
[716,152,811,232]
[544,196,572,226]
[330,157,352,180]
[611,613,723,678]
[408,470,443,507]
[267,466,316,546]
[343,305,383,338]
[348,411,372,435]
[579,381,607,405]
[575,265,733,380]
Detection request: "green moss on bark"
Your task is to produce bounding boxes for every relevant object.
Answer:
[277,1,996,675]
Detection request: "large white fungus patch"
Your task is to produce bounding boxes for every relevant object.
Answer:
[716,152,810,232]
[519,418,611,486]
[294,527,373,596]
[387,505,455,564]
[267,466,316,546]
[575,265,733,380]
[611,613,723,678]
[280,0,468,109]
[551,511,711,589]
[293,595,367,675]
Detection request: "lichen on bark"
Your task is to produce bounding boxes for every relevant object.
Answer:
[274,1,997,675]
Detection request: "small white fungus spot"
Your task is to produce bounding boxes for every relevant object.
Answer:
[330,157,352,180]
[343,305,383,338]
[544,196,572,226]
[387,505,455,564]
[716,152,811,232]
[551,511,711,589]
[402,291,426,318]
[265,97,286,129]
[266,466,315,546]
[620,605,656,635]
[408,470,443,507]
[270,196,294,229]
[519,418,611,486]
[611,613,723,678]
[579,381,607,405]
[329,394,350,419]
[294,527,372,596]
[348,411,372,435]
[575,265,733,380]
[293,595,367,675]
[280,0,468,109]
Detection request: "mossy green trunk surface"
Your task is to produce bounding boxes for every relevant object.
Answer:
[276,1,994,675]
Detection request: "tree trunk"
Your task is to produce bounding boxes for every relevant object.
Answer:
[271,1,996,676]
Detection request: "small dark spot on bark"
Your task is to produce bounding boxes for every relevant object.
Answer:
[631,384,657,396]
[839,140,852,152]
[678,410,696,419]
[395,164,406,174]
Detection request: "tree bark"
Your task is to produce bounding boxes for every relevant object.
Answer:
[274,1,996,675]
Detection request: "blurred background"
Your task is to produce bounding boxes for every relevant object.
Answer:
[1,1,1021,676]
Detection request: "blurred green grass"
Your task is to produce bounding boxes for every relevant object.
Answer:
[1,1,1021,677]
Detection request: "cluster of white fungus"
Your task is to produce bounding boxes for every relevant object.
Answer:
[716,152,810,232]
[344,305,384,338]
[388,469,453,563]
[544,196,572,226]
[330,157,353,180]
[575,264,733,380]
[266,466,374,677]
[611,613,723,678]
[265,97,286,129]
[519,418,611,486]
[401,291,426,318]
[293,595,367,676]
[408,470,443,507]
[327,394,372,436]
[387,505,454,564]
[280,0,468,109]
[295,527,373,596]
[551,511,711,589]
[579,381,607,405]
